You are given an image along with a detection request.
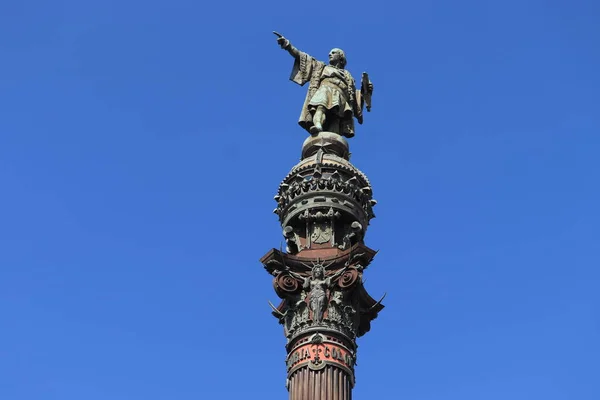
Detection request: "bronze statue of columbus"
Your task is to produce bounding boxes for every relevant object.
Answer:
[274,32,374,138]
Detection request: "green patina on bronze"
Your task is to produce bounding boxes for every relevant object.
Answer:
[274,31,374,138]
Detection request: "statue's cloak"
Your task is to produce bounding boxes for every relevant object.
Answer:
[290,51,363,137]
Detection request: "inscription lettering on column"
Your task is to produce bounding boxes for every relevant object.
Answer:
[286,342,355,371]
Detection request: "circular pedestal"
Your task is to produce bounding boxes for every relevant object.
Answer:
[301,132,349,160]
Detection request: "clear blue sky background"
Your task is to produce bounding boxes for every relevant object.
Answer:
[1,1,598,399]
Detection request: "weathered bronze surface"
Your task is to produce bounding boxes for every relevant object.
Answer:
[262,32,383,400]
[274,32,374,138]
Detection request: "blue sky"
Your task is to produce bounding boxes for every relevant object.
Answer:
[1,0,599,399]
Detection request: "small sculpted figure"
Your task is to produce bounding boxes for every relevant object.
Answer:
[338,221,364,250]
[289,264,348,325]
[274,32,374,138]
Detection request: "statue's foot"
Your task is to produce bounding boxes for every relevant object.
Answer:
[309,125,322,135]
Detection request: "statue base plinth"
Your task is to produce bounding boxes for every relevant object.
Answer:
[301,132,349,160]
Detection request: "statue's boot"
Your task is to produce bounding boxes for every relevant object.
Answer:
[310,125,322,135]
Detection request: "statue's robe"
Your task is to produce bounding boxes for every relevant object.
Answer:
[290,51,364,138]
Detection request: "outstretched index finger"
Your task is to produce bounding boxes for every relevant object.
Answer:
[273,31,283,38]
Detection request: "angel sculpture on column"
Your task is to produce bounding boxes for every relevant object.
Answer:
[288,264,348,325]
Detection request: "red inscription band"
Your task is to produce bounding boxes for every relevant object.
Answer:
[286,341,354,374]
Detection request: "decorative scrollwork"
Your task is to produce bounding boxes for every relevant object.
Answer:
[274,273,300,298]
[338,268,359,289]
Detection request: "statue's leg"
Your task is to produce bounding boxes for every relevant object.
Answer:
[341,117,355,138]
[310,106,326,135]
[328,114,340,134]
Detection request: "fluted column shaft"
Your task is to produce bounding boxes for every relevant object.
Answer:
[289,366,352,400]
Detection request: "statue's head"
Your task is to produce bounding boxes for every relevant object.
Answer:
[328,48,346,68]
[312,264,325,279]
